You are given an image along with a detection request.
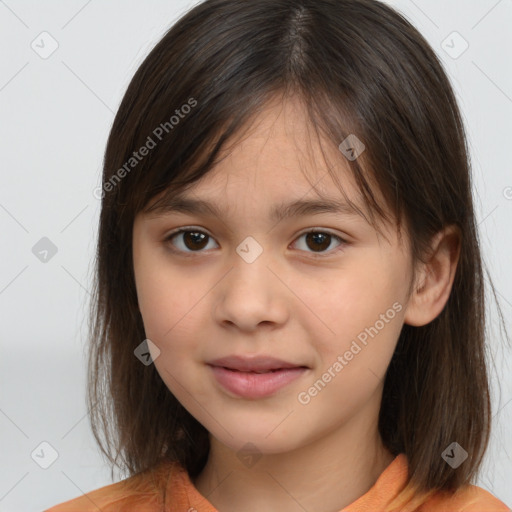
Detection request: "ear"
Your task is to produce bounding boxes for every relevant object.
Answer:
[403,225,461,327]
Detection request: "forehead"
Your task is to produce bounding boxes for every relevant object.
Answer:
[162,97,363,208]
[213,96,353,189]
[143,96,398,242]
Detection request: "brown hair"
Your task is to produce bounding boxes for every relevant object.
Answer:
[87,0,509,507]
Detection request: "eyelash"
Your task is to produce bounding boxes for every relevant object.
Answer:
[163,227,348,258]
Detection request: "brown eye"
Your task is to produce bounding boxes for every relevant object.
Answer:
[164,227,347,258]
[181,231,209,250]
[293,230,345,256]
[165,229,217,254]
[305,232,331,252]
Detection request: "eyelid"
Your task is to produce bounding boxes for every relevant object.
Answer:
[163,225,348,257]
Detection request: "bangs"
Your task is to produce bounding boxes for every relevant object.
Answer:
[140,87,402,247]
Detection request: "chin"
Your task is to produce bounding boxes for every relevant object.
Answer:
[210,425,304,456]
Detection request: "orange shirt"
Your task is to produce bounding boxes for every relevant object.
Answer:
[44,453,510,512]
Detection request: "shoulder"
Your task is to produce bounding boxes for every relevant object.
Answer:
[420,484,510,512]
[43,460,183,512]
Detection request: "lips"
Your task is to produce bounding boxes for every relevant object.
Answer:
[207,354,307,372]
[207,354,309,399]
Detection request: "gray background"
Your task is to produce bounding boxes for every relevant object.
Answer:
[0,0,511,510]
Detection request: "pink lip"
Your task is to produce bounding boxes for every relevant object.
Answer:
[208,354,306,372]
[207,355,308,399]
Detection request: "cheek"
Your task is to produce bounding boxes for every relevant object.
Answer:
[135,264,167,333]
[135,263,212,373]
[134,250,184,342]
[138,278,193,343]
[301,261,406,365]
[134,240,207,324]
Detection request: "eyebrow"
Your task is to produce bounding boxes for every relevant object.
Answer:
[147,194,366,223]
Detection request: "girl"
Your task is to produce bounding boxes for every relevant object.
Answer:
[46,0,510,510]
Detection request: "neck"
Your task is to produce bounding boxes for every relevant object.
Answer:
[193,409,394,512]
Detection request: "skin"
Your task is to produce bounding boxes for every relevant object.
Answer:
[132,96,460,512]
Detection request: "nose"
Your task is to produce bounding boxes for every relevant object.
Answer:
[212,247,290,332]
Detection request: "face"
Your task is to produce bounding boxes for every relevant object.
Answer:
[132,96,415,456]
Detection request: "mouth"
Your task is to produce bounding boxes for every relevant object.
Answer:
[207,354,309,373]
[218,367,301,374]
[206,355,309,399]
